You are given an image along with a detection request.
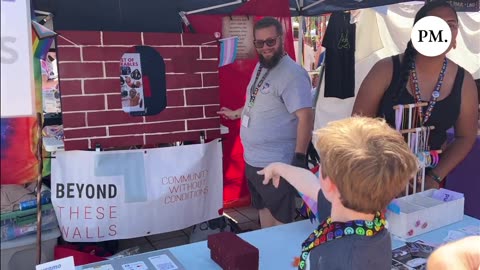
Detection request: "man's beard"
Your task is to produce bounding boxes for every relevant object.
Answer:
[259,49,284,69]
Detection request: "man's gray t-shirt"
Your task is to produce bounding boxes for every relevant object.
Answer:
[305,191,392,270]
[240,56,312,168]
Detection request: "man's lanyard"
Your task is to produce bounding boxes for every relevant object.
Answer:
[248,65,270,108]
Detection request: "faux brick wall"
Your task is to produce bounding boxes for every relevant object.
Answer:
[56,31,220,150]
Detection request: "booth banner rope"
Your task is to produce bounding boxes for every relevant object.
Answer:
[51,139,223,242]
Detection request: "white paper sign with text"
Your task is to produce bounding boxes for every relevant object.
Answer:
[36,256,75,270]
[1,0,36,117]
[51,140,223,241]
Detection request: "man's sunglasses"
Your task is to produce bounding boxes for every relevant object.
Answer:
[253,36,280,48]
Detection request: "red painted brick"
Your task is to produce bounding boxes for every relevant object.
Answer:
[165,58,199,74]
[109,121,185,136]
[64,127,107,139]
[64,139,89,150]
[190,60,218,73]
[145,131,200,144]
[87,111,144,126]
[203,73,219,87]
[58,63,104,79]
[57,31,101,46]
[145,107,203,122]
[103,32,142,45]
[143,33,181,45]
[57,47,81,61]
[182,34,215,46]
[84,79,120,94]
[187,118,220,130]
[143,121,185,134]
[201,47,218,59]
[154,47,199,60]
[105,62,120,78]
[59,80,82,96]
[167,91,184,107]
[166,74,202,89]
[62,96,105,112]
[185,88,220,105]
[204,105,220,117]
[107,94,122,110]
[91,136,144,149]
[83,47,128,61]
[206,129,221,140]
[62,113,87,128]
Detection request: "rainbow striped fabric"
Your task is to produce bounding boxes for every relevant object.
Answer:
[218,36,238,67]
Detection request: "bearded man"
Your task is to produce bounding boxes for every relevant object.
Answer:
[218,17,313,228]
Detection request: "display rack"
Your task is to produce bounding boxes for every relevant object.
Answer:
[394,103,442,195]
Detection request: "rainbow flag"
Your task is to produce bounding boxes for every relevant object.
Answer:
[32,32,54,61]
[218,36,238,67]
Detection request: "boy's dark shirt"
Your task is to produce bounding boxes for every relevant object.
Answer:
[307,191,392,270]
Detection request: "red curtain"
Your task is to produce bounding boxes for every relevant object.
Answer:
[186,0,294,208]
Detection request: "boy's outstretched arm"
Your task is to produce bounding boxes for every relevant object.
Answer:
[258,162,320,201]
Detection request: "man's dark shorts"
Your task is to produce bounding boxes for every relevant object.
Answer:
[245,163,297,223]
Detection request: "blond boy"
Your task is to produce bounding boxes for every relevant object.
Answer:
[260,117,418,270]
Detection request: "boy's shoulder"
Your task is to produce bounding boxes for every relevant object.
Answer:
[309,230,391,270]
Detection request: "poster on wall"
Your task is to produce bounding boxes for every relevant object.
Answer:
[1,0,36,117]
[51,139,223,241]
[120,53,145,114]
[222,16,256,59]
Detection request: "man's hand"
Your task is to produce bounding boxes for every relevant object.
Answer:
[257,162,284,188]
[291,153,307,168]
[217,107,241,120]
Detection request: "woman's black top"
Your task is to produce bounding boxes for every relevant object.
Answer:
[377,55,464,150]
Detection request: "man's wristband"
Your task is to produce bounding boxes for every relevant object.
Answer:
[428,170,443,183]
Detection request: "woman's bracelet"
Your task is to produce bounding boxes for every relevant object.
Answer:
[428,170,443,183]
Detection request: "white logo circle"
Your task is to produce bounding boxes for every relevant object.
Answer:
[411,16,452,57]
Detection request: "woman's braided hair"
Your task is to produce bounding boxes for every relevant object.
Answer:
[394,0,458,102]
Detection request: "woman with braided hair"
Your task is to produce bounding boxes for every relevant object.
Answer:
[352,0,478,189]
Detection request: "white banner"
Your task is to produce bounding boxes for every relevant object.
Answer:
[51,139,223,242]
[1,0,36,117]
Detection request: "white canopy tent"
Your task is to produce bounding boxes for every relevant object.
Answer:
[314,1,480,129]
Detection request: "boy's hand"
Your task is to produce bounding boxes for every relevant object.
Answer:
[258,163,283,188]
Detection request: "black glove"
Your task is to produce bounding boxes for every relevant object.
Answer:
[291,152,307,168]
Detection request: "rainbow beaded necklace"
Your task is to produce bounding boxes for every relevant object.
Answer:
[295,211,387,270]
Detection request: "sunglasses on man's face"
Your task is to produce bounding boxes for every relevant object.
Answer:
[253,36,280,48]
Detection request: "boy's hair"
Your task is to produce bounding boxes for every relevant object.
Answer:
[313,117,418,214]
[254,17,284,36]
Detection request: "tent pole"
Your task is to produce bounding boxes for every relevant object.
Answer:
[296,0,304,65]
[185,0,243,15]
[297,17,303,65]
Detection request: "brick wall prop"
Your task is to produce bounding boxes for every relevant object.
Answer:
[57,31,221,150]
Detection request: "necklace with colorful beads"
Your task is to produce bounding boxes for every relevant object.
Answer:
[294,211,386,270]
[410,58,448,125]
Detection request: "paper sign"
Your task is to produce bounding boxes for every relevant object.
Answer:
[1,0,36,117]
[431,188,464,202]
[122,261,148,270]
[222,16,255,59]
[458,225,480,236]
[149,254,178,270]
[120,53,145,114]
[36,256,75,270]
[84,265,115,270]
